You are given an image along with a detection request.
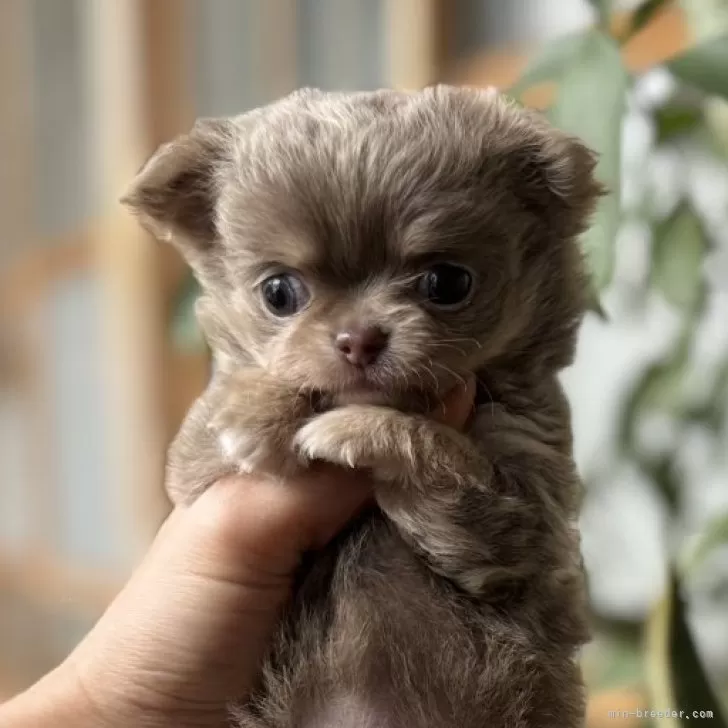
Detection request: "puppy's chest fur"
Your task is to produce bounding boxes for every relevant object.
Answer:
[234,513,556,728]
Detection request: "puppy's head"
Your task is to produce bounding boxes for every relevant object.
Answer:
[124,86,602,406]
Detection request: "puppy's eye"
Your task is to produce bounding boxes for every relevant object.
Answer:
[416,264,473,308]
[261,273,310,316]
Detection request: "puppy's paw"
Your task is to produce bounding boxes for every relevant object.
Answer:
[293,406,414,477]
[294,411,371,469]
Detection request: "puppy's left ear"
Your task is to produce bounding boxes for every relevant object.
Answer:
[521,126,606,241]
[121,118,234,257]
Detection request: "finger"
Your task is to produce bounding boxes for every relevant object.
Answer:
[430,374,476,429]
[68,480,295,719]
[290,462,375,549]
[182,467,373,577]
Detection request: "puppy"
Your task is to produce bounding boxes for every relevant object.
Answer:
[124,86,602,728]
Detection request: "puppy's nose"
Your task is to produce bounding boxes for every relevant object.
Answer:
[335,325,389,367]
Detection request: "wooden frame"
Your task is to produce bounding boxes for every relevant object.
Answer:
[260,0,299,98]
[0,0,203,693]
[384,0,451,88]
[0,0,34,265]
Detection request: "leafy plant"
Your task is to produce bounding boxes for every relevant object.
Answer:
[511,0,728,723]
[170,275,206,353]
[646,573,727,724]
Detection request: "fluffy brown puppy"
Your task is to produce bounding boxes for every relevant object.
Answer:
[124,85,602,728]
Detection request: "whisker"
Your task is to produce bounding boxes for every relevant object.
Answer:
[394,358,427,396]
[406,361,426,394]
[437,336,483,350]
[475,375,497,419]
[436,342,468,357]
[431,360,467,390]
[422,358,442,390]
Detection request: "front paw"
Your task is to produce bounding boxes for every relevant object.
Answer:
[293,406,415,477]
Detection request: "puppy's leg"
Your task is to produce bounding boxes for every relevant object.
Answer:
[167,369,311,504]
[293,402,586,623]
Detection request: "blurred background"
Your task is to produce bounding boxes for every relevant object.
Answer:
[1,1,726,725]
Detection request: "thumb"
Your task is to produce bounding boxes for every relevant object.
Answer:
[67,479,296,725]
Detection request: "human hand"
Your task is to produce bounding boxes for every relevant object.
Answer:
[1,377,476,728]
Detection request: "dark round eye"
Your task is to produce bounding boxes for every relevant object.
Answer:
[261,273,310,316]
[416,264,473,308]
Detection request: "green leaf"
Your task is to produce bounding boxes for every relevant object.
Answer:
[170,274,206,353]
[645,585,673,712]
[645,572,728,727]
[668,574,728,725]
[683,358,728,433]
[596,639,646,690]
[686,512,728,572]
[654,104,704,145]
[649,455,681,511]
[585,0,611,27]
[618,330,691,452]
[668,35,728,100]
[650,204,708,311]
[586,288,609,320]
[683,401,725,432]
[509,32,589,98]
[627,0,671,40]
[549,30,629,289]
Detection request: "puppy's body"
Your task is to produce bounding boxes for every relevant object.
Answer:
[124,87,602,727]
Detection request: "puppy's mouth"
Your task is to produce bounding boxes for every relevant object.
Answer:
[333,386,394,406]
[308,361,465,413]
[312,376,441,413]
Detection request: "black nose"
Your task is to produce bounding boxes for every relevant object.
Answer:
[335,325,389,368]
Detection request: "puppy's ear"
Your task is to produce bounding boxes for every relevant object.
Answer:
[121,118,234,256]
[454,86,603,240]
[517,126,606,240]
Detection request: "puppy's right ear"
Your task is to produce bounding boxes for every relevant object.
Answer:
[121,118,234,257]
